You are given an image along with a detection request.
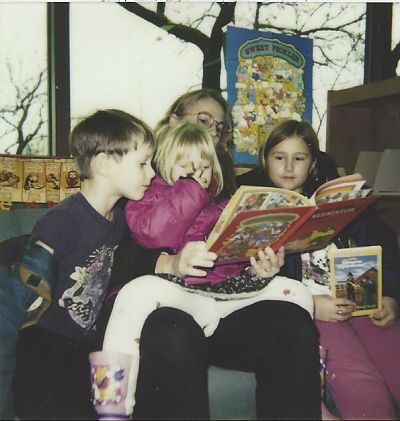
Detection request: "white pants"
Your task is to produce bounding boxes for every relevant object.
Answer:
[102,275,314,417]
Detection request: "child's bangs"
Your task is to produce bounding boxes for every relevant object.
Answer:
[176,141,214,163]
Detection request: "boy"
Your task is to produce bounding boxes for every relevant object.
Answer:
[6,109,155,419]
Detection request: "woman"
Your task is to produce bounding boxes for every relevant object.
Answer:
[111,90,322,420]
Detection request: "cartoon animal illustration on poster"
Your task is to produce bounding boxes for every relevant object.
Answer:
[226,27,313,164]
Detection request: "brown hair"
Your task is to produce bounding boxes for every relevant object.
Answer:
[259,120,320,169]
[259,119,322,196]
[70,109,154,180]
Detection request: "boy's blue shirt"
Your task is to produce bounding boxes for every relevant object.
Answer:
[30,192,125,342]
[0,191,125,418]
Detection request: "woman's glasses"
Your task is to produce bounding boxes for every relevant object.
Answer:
[178,111,230,137]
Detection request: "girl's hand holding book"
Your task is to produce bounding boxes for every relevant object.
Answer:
[249,246,285,278]
[158,241,217,279]
[314,295,355,322]
[369,296,399,328]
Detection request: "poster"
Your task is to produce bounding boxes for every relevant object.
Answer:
[226,26,313,165]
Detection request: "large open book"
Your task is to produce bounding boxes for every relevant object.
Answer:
[206,174,378,264]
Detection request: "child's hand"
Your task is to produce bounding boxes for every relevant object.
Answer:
[192,166,212,189]
[173,241,217,278]
[156,241,217,278]
[314,295,355,322]
[249,246,284,278]
[369,296,399,328]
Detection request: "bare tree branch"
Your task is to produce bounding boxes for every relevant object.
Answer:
[203,2,236,88]
[0,65,47,154]
[156,2,165,16]
[254,3,262,30]
[119,3,209,53]
[118,2,236,89]
[390,41,400,75]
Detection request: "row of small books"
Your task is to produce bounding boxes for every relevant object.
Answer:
[0,154,81,205]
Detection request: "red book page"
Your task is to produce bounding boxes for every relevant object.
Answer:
[284,195,378,254]
[209,195,378,265]
[209,206,316,265]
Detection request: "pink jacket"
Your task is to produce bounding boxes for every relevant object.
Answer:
[125,175,243,284]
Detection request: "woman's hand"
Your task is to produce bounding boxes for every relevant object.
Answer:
[249,246,285,278]
[155,241,217,278]
[369,296,399,328]
[314,295,355,322]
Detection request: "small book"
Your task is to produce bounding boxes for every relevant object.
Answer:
[60,160,81,201]
[22,158,47,203]
[329,246,382,316]
[44,158,62,204]
[206,174,378,265]
[0,155,24,203]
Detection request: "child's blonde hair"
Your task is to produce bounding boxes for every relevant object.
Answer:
[154,122,223,195]
[155,89,236,197]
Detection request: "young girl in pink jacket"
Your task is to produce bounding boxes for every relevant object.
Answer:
[125,122,287,295]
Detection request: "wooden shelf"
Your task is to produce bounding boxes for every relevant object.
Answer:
[326,77,400,238]
[328,77,400,107]
[378,192,400,198]
[326,77,400,176]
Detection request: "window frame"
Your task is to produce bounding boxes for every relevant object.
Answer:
[47,2,70,156]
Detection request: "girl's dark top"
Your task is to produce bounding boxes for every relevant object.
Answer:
[236,152,400,306]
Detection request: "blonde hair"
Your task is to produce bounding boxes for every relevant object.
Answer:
[156,89,236,197]
[154,122,223,195]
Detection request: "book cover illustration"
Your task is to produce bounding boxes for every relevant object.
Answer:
[207,175,378,264]
[22,159,47,203]
[314,180,370,204]
[329,246,382,316]
[207,187,310,248]
[209,206,316,264]
[312,173,368,202]
[282,196,377,254]
[0,156,24,202]
[60,160,81,201]
[235,188,310,214]
[44,158,63,204]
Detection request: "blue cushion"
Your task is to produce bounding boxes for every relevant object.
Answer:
[208,366,256,420]
[0,207,48,242]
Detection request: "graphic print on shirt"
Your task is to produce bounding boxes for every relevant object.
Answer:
[58,245,116,330]
[302,244,337,288]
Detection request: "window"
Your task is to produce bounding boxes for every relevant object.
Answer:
[0,3,48,155]
[69,3,202,130]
